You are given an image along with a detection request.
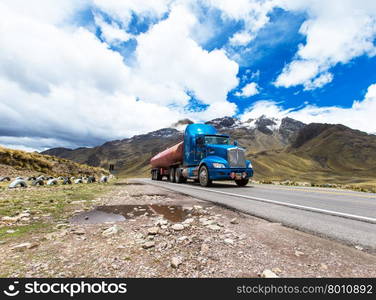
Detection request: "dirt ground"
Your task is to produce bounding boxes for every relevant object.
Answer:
[1,180,375,278]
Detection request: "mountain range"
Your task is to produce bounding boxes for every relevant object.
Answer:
[41,116,376,189]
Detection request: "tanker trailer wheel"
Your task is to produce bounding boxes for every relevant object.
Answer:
[169,167,176,183]
[152,169,159,180]
[235,178,249,187]
[198,165,212,187]
[175,168,187,184]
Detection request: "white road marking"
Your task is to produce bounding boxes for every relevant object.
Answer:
[142,179,376,224]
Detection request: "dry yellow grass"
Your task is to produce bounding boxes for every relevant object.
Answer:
[0,146,108,177]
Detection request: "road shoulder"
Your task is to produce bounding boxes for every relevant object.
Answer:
[1,180,375,277]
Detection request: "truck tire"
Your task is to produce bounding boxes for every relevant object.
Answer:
[169,167,176,183]
[198,165,212,187]
[235,179,249,187]
[175,168,187,184]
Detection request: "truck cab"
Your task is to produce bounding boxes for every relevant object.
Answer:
[181,124,253,186]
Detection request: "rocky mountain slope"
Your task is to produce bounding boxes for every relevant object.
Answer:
[41,116,376,186]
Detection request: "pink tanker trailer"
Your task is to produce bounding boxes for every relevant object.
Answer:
[150,141,184,181]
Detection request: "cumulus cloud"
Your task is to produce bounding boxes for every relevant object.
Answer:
[133,4,239,106]
[206,0,275,47]
[235,82,260,97]
[92,0,173,27]
[0,0,87,25]
[303,72,333,91]
[240,100,291,121]
[0,77,183,150]
[274,0,376,89]
[241,83,376,133]
[229,31,254,46]
[1,0,376,152]
[0,1,240,151]
[94,14,133,45]
[0,3,131,95]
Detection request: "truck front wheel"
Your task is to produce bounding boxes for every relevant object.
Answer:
[199,165,212,187]
[235,179,249,187]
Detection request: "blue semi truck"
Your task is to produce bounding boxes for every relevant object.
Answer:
[150,123,253,187]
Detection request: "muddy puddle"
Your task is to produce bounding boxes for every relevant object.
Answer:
[70,204,190,224]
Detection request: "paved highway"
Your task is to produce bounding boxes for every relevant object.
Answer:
[136,178,376,251]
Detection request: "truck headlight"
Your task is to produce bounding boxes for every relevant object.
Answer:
[248,162,253,168]
[213,163,225,168]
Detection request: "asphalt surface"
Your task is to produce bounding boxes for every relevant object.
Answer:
[135,178,376,251]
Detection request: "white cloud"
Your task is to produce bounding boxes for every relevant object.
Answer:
[94,14,133,45]
[2,0,376,152]
[235,82,260,97]
[205,0,274,29]
[0,77,183,150]
[275,0,376,89]
[206,0,275,47]
[304,72,333,91]
[241,83,376,134]
[92,0,173,27]
[0,3,131,95]
[241,100,291,121]
[0,1,240,151]
[189,101,237,121]
[132,4,239,106]
[0,0,87,25]
[229,31,254,46]
[0,136,73,153]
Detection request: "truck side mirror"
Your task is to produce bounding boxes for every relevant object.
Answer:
[233,140,238,146]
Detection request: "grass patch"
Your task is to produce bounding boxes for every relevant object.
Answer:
[0,222,50,239]
[0,182,115,240]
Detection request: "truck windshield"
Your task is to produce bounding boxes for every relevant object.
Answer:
[204,136,229,145]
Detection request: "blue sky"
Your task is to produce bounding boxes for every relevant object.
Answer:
[1,0,376,151]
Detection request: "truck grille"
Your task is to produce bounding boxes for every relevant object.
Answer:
[227,148,246,168]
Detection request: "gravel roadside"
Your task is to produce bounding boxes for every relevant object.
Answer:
[1,181,375,277]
